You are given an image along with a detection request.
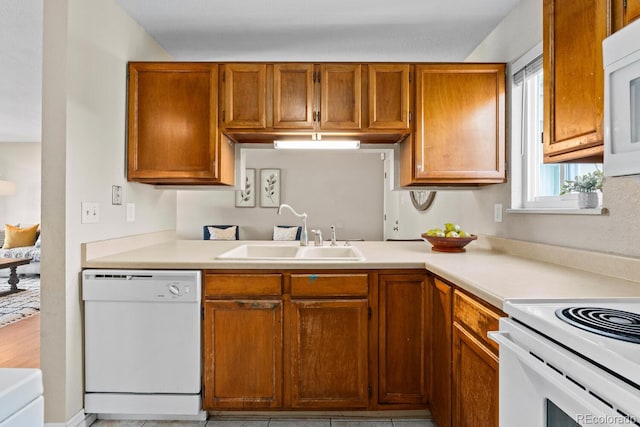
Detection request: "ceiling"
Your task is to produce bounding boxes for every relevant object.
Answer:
[0,0,521,143]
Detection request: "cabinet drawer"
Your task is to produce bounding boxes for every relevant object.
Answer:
[291,274,368,297]
[453,290,502,354]
[204,274,282,297]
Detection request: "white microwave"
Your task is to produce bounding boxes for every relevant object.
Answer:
[603,20,640,176]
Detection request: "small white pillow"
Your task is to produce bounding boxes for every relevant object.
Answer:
[273,226,299,241]
[207,226,237,240]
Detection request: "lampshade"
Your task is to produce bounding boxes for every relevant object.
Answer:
[273,140,360,150]
[0,180,16,196]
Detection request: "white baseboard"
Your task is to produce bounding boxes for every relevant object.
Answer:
[45,409,97,427]
[97,411,207,421]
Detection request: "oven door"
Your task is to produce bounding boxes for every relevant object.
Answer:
[489,319,639,427]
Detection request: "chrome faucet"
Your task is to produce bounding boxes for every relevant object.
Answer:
[330,225,338,247]
[277,204,308,246]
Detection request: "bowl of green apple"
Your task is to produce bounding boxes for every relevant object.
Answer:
[421,223,477,253]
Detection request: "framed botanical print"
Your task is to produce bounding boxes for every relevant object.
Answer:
[235,168,256,207]
[260,168,281,208]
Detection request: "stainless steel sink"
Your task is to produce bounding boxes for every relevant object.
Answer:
[216,244,365,261]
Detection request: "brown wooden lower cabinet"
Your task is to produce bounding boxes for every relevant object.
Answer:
[203,300,283,409]
[430,278,453,427]
[378,273,429,405]
[203,269,502,418]
[289,299,369,408]
[451,288,502,427]
[428,277,502,427]
[452,323,499,427]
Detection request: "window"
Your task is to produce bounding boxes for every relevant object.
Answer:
[511,45,602,210]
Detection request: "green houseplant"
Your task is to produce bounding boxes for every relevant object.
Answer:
[560,169,603,208]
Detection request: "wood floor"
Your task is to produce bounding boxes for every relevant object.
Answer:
[0,313,40,368]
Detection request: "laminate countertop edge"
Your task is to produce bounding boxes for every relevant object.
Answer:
[82,236,640,310]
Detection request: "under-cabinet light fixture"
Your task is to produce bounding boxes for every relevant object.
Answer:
[273,140,360,150]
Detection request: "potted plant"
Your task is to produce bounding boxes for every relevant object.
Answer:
[560,169,603,208]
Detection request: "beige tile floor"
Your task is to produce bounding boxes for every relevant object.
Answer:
[91,418,435,427]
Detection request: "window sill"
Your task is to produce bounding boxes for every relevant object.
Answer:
[506,207,609,216]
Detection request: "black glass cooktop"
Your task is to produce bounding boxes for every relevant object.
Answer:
[555,307,640,344]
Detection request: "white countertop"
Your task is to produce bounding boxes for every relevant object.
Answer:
[82,238,640,309]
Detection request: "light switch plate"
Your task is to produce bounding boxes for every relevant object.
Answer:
[126,203,135,222]
[494,203,503,223]
[81,202,99,224]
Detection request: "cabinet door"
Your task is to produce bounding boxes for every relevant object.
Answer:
[273,64,315,129]
[222,63,267,129]
[203,300,283,409]
[368,64,411,130]
[543,0,611,163]
[319,64,362,130]
[412,64,506,184]
[452,323,499,427]
[127,63,225,184]
[430,278,453,427]
[624,0,640,25]
[378,274,429,405]
[290,299,369,409]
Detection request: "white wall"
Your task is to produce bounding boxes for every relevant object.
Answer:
[0,142,41,225]
[177,149,385,241]
[466,0,542,62]
[41,0,174,422]
[396,0,640,259]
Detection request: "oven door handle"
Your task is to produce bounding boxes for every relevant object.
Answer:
[489,330,544,367]
[489,330,617,420]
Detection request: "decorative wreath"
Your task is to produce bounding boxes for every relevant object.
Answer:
[409,190,437,211]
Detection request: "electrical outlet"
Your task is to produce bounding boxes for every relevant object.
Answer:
[81,202,99,224]
[126,203,135,222]
[494,203,503,223]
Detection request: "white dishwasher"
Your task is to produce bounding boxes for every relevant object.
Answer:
[82,269,202,416]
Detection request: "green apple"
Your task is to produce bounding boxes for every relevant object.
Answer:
[426,228,444,236]
[444,223,461,233]
[445,231,460,238]
[458,230,471,237]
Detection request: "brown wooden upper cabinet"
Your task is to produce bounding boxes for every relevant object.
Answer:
[401,63,506,185]
[319,64,362,130]
[221,63,267,129]
[615,0,640,29]
[543,0,612,163]
[625,0,640,25]
[127,62,234,185]
[273,64,315,129]
[367,64,411,130]
[226,63,410,136]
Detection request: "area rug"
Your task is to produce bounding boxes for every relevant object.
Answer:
[0,276,40,328]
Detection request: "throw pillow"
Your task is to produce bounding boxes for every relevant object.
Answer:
[207,225,238,241]
[273,226,299,241]
[2,224,40,249]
